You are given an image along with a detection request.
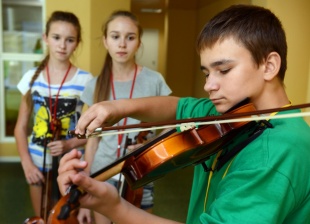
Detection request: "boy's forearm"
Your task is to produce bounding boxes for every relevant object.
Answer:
[119,96,179,122]
[75,96,180,136]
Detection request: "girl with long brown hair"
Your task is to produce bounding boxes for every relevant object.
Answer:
[14,11,93,217]
[77,10,171,224]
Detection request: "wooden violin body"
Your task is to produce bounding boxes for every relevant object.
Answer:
[122,103,257,189]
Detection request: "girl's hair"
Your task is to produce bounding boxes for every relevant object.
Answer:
[196,4,287,81]
[93,10,143,103]
[25,11,82,110]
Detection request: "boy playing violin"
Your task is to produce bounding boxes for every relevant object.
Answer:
[57,4,310,223]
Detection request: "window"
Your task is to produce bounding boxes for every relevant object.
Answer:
[0,0,44,141]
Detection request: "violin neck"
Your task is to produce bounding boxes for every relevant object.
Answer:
[40,133,62,222]
[90,135,130,182]
[92,161,125,182]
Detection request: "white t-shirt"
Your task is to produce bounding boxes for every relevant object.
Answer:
[17,67,93,170]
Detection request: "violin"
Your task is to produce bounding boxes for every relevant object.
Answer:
[121,102,258,189]
[24,118,78,224]
[41,119,62,220]
[47,101,264,222]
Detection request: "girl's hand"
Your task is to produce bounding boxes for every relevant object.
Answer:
[48,140,68,156]
[127,143,143,153]
[22,161,44,185]
[77,208,92,224]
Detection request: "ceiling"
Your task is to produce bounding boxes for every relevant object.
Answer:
[131,0,217,13]
[131,0,166,13]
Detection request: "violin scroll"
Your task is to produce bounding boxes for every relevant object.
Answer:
[23,216,44,224]
[46,187,82,223]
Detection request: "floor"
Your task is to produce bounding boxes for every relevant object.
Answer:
[0,162,33,223]
[0,162,193,223]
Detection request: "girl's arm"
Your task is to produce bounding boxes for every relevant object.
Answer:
[48,138,87,156]
[83,137,100,175]
[14,95,44,184]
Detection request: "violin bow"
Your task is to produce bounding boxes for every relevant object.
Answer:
[69,102,310,139]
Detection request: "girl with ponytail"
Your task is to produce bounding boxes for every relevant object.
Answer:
[77,10,172,224]
[14,11,93,217]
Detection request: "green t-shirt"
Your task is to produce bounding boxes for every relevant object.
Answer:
[176,97,310,224]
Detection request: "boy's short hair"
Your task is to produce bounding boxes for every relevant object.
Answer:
[196,4,287,81]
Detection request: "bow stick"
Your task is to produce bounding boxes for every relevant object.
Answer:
[69,103,310,139]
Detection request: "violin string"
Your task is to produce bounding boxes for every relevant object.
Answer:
[86,111,310,138]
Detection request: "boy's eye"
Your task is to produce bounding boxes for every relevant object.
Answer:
[112,35,119,39]
[220,68,231,74]
[202,72,209,78]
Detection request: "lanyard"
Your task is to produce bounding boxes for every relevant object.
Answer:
[110,64,138,157]
[46,63,72,132]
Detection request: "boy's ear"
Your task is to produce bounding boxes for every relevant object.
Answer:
[263,52,281,81]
